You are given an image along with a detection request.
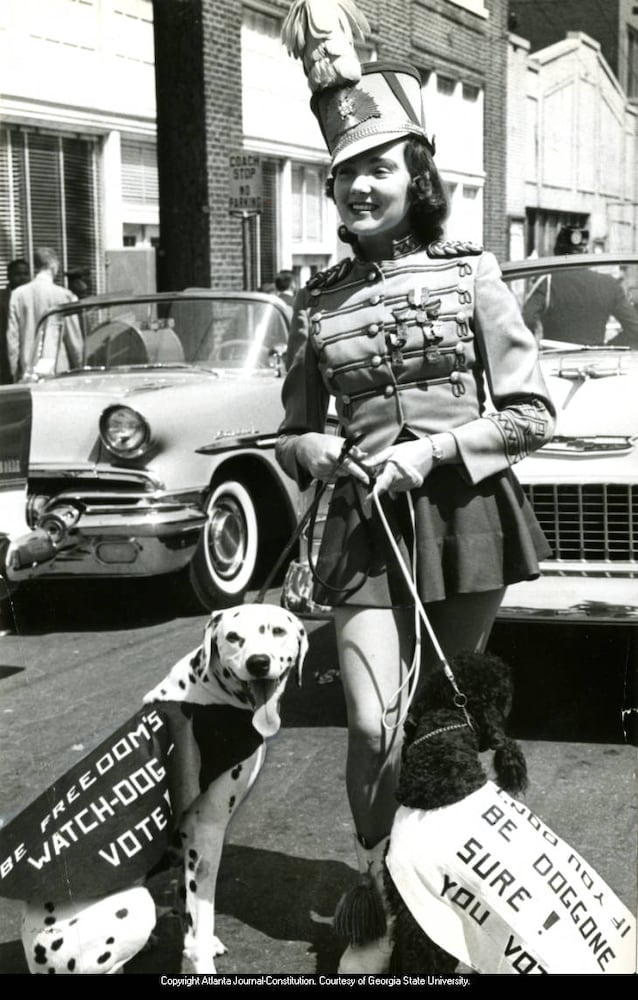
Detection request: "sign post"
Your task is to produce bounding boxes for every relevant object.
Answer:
[228,152,262,290]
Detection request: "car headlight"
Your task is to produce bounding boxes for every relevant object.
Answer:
[99,405,151,458]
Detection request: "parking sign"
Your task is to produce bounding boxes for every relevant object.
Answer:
[229,152,262,215]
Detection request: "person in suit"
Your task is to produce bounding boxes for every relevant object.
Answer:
[6,247,82,381]
[523,226,638,346]
[0,258,31,384]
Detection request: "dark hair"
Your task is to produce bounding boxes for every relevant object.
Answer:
[325,137,449,249]
[8,258,29,278]
[275,269,295,292]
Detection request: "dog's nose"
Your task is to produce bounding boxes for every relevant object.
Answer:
[245,654,271,678]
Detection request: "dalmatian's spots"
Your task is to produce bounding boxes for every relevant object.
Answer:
[106,937,115,945]
[67,958,76,971]
[51,937,64,951]
[48,968,56,974]
[97,951,112,965]
[44,902,55,912]
[44,916,55,926]
[188,849,198,861]
[138,604,309,973]
[34,944,47,964]
[69,918,78,926]
[115,909,129,919]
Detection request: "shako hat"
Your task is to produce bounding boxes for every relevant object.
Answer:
[281,0,434,168]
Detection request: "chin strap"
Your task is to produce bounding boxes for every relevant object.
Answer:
[371,488,472,733]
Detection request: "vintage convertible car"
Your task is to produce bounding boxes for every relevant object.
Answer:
[0,290,299,610]
[284,252,638,627]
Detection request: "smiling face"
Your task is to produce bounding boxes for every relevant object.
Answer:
[333,139,412,255]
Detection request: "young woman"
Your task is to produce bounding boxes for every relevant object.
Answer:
[275,59,555,973]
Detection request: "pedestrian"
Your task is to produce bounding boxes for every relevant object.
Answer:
[277,0,556,974]
[275,269,297,308]
[65,268,92,300]
[0,258,31,384]
[523,226,638,346]
[6,247,82,381]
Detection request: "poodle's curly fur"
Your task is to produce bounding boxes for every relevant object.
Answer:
[385,650,528,973]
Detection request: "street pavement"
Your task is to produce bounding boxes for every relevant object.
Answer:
[0,609,636,976]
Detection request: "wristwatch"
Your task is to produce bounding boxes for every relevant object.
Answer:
[425,434,444,465]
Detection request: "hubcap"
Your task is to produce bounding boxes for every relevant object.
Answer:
[205,496,247,579]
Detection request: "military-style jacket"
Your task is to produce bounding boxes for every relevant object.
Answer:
[276,237,556,488]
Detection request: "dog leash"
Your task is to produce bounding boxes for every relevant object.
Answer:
[253,437,360,605]
[254,438,471,732]
[370,488,472,734]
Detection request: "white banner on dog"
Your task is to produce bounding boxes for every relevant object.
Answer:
[386,781,636,974]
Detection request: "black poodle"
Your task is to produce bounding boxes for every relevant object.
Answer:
[385,650,528,973]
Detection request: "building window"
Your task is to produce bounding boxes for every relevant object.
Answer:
[437,75,456,96]
[628,27,638,99]
[463,185,479,199]
[462,83,480,102]
[292,164,327,245]
[121,141,158,207]
[0,127,101,287]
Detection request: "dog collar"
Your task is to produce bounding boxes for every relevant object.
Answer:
[409,721,470,751]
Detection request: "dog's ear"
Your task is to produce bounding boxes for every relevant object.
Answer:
[295,622,309,687]
[202,611,223,669]
[492,736,528,796]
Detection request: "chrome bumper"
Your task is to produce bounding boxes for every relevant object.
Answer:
[5,499,207,581]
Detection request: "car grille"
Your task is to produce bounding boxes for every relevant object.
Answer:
[524,484,637,562]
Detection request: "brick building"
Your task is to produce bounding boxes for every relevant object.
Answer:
[153,0,509,292]
[510,0,638,99]
[507,4,638,258]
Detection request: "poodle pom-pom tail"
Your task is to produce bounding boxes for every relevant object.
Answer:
[493,737,528,795]
[333,874,387,946]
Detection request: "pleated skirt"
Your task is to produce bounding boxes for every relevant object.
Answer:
[309,465,551,609]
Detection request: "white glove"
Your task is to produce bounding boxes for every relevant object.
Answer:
[370,438,436,496]
[295,433,372,485]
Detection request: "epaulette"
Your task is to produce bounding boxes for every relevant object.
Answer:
[427,240,484,258]
[307,257,354,291]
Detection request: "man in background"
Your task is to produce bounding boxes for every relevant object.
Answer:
[6,247,82,381]
[523,227,638,346]
[275,269,297,314]
[0,258,30,384]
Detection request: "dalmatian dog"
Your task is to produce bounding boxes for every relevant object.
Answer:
[142,603,308,974]
[21,888,156,975]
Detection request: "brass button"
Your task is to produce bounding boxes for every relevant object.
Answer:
[371,355,382,367]
[325,367,334,378]
[369,294,383,305]
[456,310,467,324]
[384,384,395,397]
[367,323,380,336]
[450,370,461,383]
[455,342,465,355]
[310,287,321,297]
[342,394,351,404]
[310,312,323,323]
[367,269,379,283]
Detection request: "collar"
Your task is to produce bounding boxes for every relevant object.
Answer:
[356,231,425,264]
[408,720,470,752]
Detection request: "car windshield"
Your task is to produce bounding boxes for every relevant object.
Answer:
[502,258,638,352]
[26,294,289,378]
